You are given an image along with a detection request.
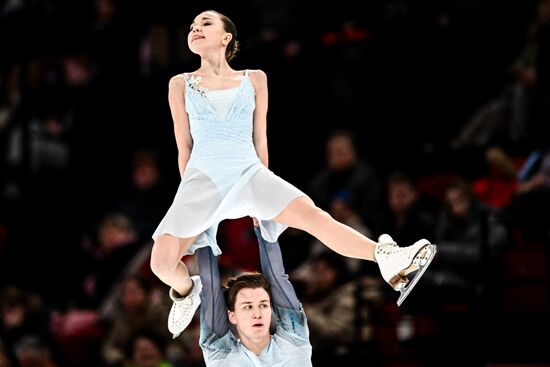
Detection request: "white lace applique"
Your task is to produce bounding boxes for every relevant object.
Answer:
[185,74,208,98]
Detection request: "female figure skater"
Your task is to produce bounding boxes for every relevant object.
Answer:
[149,10,436,338]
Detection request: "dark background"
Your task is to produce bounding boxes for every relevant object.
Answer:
[1,0,549,366]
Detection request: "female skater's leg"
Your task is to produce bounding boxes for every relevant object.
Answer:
[150,234,202,337]
[150,234,197,295]
[274,196,436,305]
[274,196,378,260]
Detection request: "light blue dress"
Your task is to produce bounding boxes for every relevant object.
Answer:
[152,70,305,255]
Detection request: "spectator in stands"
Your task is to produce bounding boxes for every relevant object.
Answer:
[308,129,385,234]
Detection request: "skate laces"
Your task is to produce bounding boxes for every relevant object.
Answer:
[376,244,409,256]
[168,276,202,338]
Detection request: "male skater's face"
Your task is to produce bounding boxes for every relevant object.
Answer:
[228,287,272,342]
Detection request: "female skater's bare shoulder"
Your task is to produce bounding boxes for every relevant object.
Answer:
[247,69,267,83]
[247,69,267,92]
[168,73,188,90]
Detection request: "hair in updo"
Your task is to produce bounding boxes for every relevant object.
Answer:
[207,10,239,62]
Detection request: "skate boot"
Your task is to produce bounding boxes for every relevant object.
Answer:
[168,275,202,339]
[375,234,436,306]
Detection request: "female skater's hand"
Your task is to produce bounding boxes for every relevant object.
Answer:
[251,217,260,227]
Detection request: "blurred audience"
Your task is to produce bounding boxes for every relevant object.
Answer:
[74,213,143,310]
[380,171,436,247]
[308,129,385,234]
[101,274,172,367]
[113,149,173,242]
[0,338,15,367]
[292,251,382,366]
[426,178,510,303]
[472,146,520,209]
[505,143,550,244]
[0,286,57,359]
[216,218,260,273]
[12,335,59,367]
[123,331,172,367]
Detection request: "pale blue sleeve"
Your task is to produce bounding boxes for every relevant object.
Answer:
[254,227,301,310]
[196,246,230,338]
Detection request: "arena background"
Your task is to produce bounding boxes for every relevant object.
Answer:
[1,0,549,366]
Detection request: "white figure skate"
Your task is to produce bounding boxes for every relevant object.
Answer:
[375,234,437,306]
[168,275,203,338]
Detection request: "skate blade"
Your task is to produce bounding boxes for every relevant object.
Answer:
[396,244,437,306]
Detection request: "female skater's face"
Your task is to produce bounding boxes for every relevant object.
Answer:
[188,11,232,56]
